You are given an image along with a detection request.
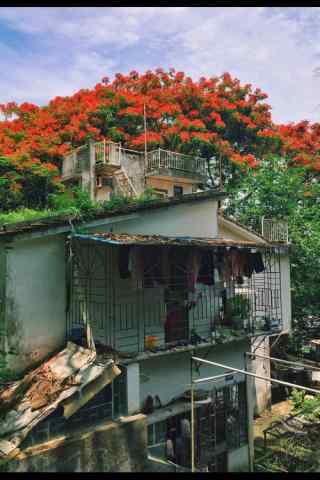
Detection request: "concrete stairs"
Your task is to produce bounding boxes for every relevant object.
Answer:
[114,167,138,198]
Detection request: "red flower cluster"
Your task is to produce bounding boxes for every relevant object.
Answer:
[0,68,319,208]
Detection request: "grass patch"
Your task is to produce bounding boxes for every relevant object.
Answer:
[0,187,161,226]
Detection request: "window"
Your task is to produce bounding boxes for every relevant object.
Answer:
[173,185,183,197]
[148,412,191,468]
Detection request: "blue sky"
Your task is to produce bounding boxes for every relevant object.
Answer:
[0,6,319,123]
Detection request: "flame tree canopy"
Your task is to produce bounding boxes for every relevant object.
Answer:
[0,68,319,210]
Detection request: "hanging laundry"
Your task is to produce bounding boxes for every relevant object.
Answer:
[187,248,203,292]
[130,246,144,288]
[118,245,131,279]
[181,418,191,438]
[143,246,163,287]
[243,249,254,278]
[161,247,171,283]
[221,249,233,282]
[251,251,265,273]
[198,250,215,285]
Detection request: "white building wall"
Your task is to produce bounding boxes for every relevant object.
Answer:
[280,254,291,332]
[139,339,249,407]
[5,235,66,373]
[87,199,219,238]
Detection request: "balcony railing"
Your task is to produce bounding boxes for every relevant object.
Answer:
[262,218,288,243]
[146,148,208,179]
[67,283,282,356]
[62,141,209,183]
[94,140,122,167]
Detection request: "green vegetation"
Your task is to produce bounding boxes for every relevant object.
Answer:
[225,155,320,321]
[290,389,320,420]
[0,186,161,227]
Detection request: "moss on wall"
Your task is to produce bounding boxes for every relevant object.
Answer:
[3,414,148,473]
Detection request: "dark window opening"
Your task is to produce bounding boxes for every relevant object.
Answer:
[173,185,183,197]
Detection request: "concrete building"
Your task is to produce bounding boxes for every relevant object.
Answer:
[61,140,209,200]
[0,191,291,472]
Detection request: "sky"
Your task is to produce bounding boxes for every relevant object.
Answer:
[0,6,320,124]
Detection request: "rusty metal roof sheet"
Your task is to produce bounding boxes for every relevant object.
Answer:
[72,232,272,249]
[0,342,120,463]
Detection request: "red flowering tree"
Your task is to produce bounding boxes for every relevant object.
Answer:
[0,68,318,210]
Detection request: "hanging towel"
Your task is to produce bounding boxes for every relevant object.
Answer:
[188,249,203,291]
[130,246,144,288]
[252,251,265,273]
[118,245,131,279]
[198,250,215,285]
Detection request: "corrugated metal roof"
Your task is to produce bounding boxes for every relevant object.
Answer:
[72,232,271,249]
[0,342,120,462]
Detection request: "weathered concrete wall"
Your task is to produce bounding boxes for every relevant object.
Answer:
[4,414,148,472]
[120,150,145,195]
[140,339,249,407]
[5,235,66,373]
[89,198,219,238]
[280,254,291,332]
[251,336,272,416]
[146,176,194,197]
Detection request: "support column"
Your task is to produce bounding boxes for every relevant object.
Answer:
[126,362,140,415]
[244,354,254,472]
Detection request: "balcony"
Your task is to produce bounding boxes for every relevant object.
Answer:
[61,141,209,186]
[66,233,283,358]
[146,148,208,183]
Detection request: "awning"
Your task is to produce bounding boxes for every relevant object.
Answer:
[71,232,272,249]
[0,342,120,463]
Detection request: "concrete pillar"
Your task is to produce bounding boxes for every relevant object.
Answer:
[88,140,96,202]
[126,362,140,415]
[245,355,255,472]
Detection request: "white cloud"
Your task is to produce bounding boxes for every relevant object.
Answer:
[0,7,319,123]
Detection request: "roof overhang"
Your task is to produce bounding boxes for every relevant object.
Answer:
[71,232,275,249]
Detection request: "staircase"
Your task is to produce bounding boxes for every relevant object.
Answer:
[113,167,138,198]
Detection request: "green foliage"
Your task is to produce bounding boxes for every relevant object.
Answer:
[0,155,62,212]
[0,187,161,226]
[290,388,306,411]
[290,389,320,420]
[229,294,250,319]
[225,155,320,320]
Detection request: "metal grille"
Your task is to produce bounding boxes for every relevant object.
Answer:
[66,240,283,354]
[194,382,248,471]
[262,218,288,243]
[146,148,207,178]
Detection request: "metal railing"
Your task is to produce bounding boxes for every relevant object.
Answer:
[62,141,208,182]
[94,140,122,167]
[262,218,288,243]
[67,283,282,356]
[146,148,207,178]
